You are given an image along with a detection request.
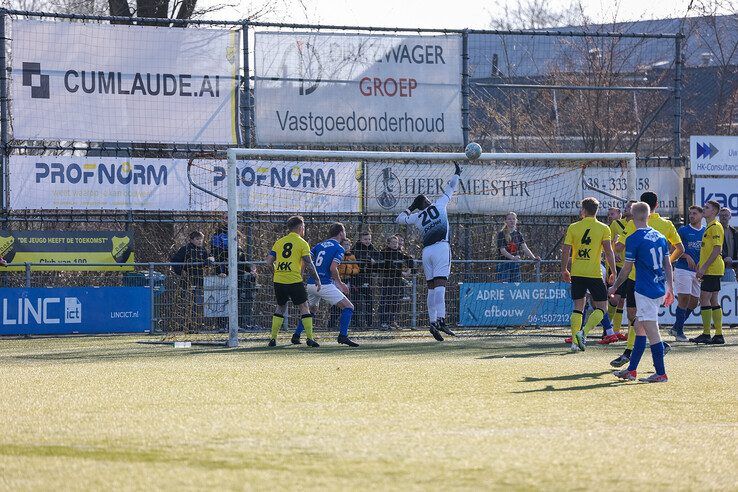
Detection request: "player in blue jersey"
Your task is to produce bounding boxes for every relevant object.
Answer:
[669,205,705,341]
[396,162,461,341]
[608,202,674,383]
[292,222,359,347]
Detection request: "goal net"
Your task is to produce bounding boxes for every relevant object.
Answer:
[181,147,636,345]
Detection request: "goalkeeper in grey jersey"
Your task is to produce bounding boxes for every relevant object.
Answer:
[396,162,462,341]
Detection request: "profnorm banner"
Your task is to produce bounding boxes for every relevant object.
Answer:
[694,178,738,226]
[9,156,361,213]
[459,282,573,327]
[0,287,151,335]
[254,32,462,145]
[11,19,240,144]
[659,282,738,325]
[0,230,134,271]
[690,135,738,175]
[367,163,682,215]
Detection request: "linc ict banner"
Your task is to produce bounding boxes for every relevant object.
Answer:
[11,19,240,144]
[0,231,134,271]
[254,32,463,145]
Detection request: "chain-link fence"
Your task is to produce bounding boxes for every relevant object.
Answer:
[1,259,565,337]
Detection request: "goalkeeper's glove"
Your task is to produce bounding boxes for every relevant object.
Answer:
[454,162,462,176]
[409,195,426,212]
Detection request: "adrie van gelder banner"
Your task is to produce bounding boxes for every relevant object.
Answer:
[254,32,463,145]
[11,19,240,144]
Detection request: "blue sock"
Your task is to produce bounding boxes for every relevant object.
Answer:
[685,307,694,320]
[673,307,687,335]
[294,319,304,336]
[602,312,614,334]
[627,335,647,371]
[339,307,353,337]
[651,341,666,375]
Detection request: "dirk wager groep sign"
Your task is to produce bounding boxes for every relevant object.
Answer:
[0,231,134,271]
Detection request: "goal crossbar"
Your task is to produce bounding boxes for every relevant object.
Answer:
[223,148,637,347]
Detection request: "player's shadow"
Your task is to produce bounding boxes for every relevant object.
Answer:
[512,370,626,393]
[478,349,568,360]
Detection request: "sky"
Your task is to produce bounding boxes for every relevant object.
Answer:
[205,0,699,29]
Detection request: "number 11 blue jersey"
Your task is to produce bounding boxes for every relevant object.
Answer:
[625,227,668,298]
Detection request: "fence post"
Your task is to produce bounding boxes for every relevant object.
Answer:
[0,9,8,211]
[148,262,155,335]
[411,269,417,330]
[461,28,470,147]
[242,21,251,148]
[24,262,31,287]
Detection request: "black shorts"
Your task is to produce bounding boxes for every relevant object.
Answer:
[274,282,308,306]
[701,275,721,293]
[624,278,637,308]
[571,276,608,302]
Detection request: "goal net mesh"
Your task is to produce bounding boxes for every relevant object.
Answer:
[173,150,634,342]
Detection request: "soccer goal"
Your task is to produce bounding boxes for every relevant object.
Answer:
[202,147,637,346]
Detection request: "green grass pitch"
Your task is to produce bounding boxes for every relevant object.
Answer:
[1,333,736,490]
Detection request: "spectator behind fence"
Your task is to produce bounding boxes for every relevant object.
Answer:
[210,226,258,330]
[396,235,416,302]
[496,212,540,283]
[353,230,380,328]
[171,231,214,328]
[329,238,359,329]
[718,207,737,282]
[379,235,413,330]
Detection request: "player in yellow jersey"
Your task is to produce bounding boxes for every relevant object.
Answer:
[610,191,685,367]
[690,199,726,345]
[264,215,322,348]
[605,202,634,340]
[561,197,618,351]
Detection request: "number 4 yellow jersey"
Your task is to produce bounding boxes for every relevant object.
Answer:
[270,232,311,284]
[564,216,611,278]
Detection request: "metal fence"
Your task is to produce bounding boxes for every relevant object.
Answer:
[0,259,564,335]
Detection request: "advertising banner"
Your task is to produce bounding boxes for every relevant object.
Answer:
[11,19,240,144]
[659,282,738,325]
[459,282,573,327]
[0,287,151,335]
[694,177,738,226]
[204,275,228,318]
[9,156,361,213]
[254,32,462,145]
[0,230,134,271]
[367,163,682,215]
[690,135,738,175]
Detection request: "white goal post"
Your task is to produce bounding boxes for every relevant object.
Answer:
[224,148,637,347]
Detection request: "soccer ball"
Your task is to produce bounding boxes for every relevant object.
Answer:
[465,142,482,160]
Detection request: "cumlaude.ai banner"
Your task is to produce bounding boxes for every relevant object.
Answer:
[9,155,361,213]
[11,19,240,144]
[254,32,463,145]
[366,163,683,215]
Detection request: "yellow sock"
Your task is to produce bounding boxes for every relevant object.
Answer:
[583,308,604,336]
[701,307,712,335]
[712,306,723,336]
[626,322,636,350]
[271,314,284,339]
[613,309,624,333]
[608,302,617,320]
[302,314,314,340]
[571,310,583,338]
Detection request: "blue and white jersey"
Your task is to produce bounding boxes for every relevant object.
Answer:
[307,239,344,285]
[395,174,459,247]
[674,224,704,271]
[625,227,669,299]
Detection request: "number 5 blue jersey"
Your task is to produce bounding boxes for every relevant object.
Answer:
[307,239,344,285]
[625,227,669,298]
[395,173,459,247]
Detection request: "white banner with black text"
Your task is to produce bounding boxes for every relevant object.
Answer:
[254,32,463,145]
[11,19,240,144]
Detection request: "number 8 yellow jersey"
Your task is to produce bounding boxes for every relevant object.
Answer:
[270,232,311,284]
[564,216,611,278]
